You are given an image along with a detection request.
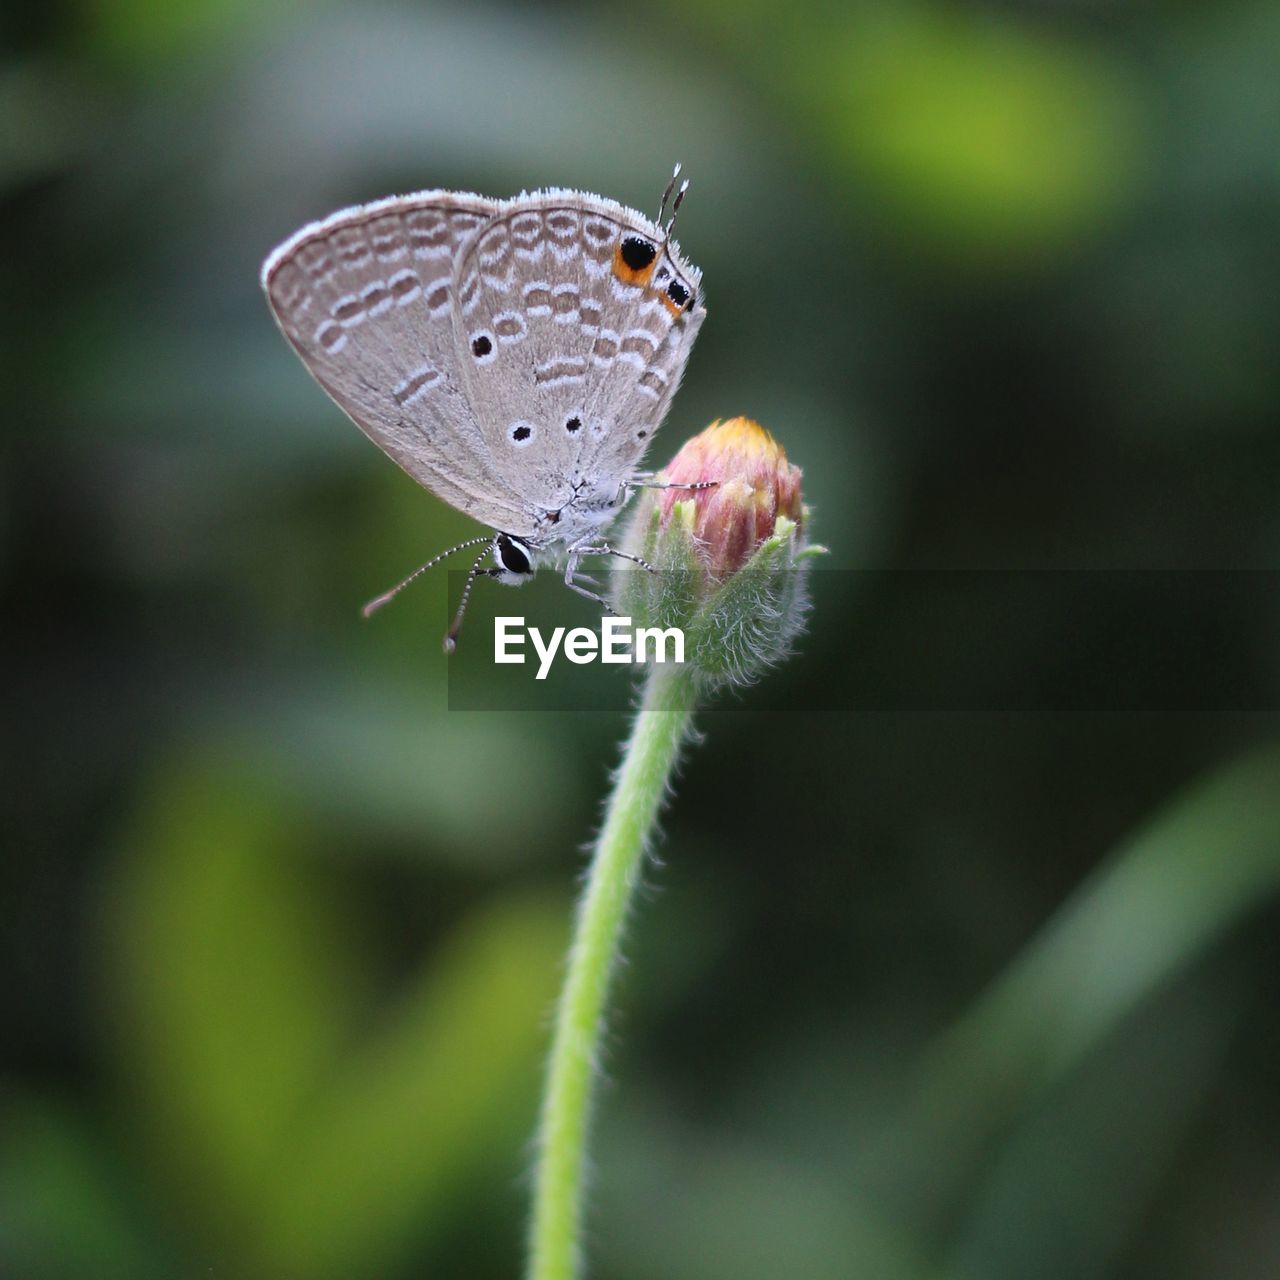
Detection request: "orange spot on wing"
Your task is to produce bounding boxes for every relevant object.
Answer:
[612,243,658,287]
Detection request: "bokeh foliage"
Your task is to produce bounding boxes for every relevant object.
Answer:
[4,0,1280,1277]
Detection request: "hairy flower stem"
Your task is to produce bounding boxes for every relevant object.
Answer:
[527,663,700,1280]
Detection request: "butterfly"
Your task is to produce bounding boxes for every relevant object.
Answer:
[260,166,707,650]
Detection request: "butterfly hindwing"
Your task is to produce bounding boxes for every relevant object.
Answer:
[448,192,705,532]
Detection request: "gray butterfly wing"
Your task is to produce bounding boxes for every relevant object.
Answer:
[448,191,705,542]
[261,191,530,531]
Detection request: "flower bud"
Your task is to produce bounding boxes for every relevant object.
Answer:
[658,419,805,579]
[614,418,823,687]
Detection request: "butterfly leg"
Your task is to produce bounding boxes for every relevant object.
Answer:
[562,541,658,608]
[558,546,603,605]
[565,577,608,606]
[574,544,658,574]
[623,475,718,493]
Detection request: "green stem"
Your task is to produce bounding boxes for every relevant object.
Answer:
[527,663,700,1280]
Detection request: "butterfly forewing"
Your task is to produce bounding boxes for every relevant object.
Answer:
[261,191,532,531]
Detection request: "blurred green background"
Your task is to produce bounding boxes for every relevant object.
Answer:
[5,0,1280,1276]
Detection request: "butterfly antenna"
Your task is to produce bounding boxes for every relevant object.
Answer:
[361,535,492,619]
[443,547,492,654]
[657,162,682,226]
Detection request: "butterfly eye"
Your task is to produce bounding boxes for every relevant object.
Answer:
[496,534,533,575]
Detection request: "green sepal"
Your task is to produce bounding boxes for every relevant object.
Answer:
[682,517,813,687]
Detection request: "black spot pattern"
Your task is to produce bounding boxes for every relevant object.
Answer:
[565,416,582,433]
[667,281,690,307]
[620,236,657,270]
[471,334,492,357]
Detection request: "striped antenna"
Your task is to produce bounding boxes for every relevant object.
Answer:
[361,535,492,618]
[443,547,493,653]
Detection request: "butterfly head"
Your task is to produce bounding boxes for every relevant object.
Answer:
[492,533,538,585]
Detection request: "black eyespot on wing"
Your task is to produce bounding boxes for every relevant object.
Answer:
[620,236,657,270]
[471,334,492,357]
[667,280,690,307]
[565,415,582,433]
[497,535,531,575]
[637,430,647,439]
[511,423,531,442]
